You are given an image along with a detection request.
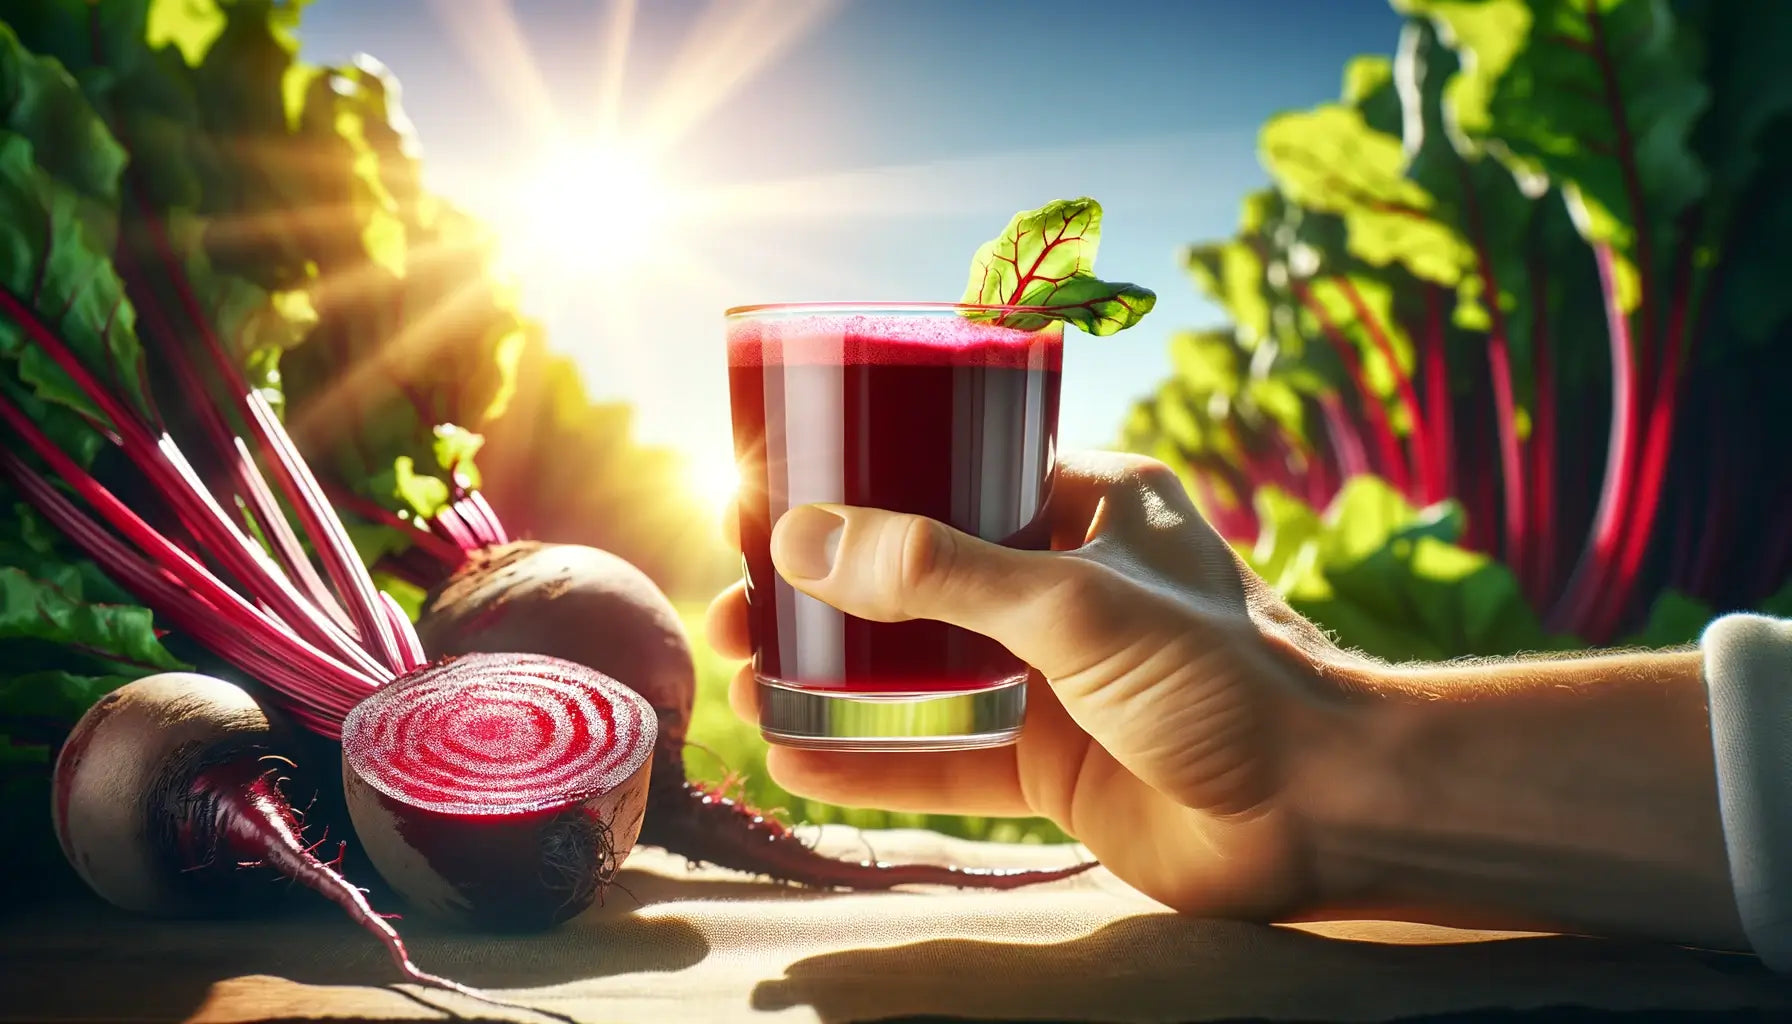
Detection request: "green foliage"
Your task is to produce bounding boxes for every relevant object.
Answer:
[0,133,144,439]
[1127,0,1792,653]
[1245,478,1575,661]
[1396,0,1707,297]
[0,566,184,671]
[0,492,187,682]
[184,12,516,522]
[961,197,1155,335]
[2,0,509,528]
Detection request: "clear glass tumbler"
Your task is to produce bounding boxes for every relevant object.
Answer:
[726,302,1062,750]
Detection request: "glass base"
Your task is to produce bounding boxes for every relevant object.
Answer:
[757,674,1027,752]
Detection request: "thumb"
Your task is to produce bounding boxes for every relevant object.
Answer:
[769,504,1099,679]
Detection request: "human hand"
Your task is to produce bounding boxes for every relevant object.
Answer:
[705,450,1358,920]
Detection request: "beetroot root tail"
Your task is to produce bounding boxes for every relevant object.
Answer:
[642,780,1097,890]
[198,767,584,1024]
[196,766,474,992]
[200,769,584,1024]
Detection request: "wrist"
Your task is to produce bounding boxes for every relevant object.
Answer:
[1282,649,1744,947]
[1278,654,1414,918]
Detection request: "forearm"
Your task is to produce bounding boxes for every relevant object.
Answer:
[1290,649,1745,950]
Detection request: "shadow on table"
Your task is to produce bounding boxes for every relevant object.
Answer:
[0,895,709,1023]
[751,914,1787,1024]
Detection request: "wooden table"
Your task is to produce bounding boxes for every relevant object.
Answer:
[2,828,1786,1023]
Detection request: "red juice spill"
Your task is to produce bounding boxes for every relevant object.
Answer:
[727,311,1062,694]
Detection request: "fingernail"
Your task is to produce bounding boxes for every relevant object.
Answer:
[776,506,844,580]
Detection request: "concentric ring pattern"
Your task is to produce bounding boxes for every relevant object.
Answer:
[343,653,655,815]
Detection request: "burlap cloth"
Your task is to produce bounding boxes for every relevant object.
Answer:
[3,826,1788,1023]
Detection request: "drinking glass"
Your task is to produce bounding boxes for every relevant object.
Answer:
[726,302,1062,750]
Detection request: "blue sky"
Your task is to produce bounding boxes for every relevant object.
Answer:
[296,0,1403,471]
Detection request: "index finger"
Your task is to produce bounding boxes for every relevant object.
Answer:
[703,580,751,660]
[1042,450,1180,550]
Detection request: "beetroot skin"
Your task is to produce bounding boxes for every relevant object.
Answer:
[51,675,492,996]
[341,652,656,930]
[52,673,299,916]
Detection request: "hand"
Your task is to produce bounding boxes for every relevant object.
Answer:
[705,450,1356,920]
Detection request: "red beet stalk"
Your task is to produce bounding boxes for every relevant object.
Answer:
[1291,281,1410,493]
[1456,172,1530,588]
[1332,275,1431,502]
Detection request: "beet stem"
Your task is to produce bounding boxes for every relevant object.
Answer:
[127,204,413,673]
[322,480,466,565]
[114,243,349,629]
[377,591,428,671]
[0,448,362,735]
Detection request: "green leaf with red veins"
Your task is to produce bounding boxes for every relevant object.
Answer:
[961,197,1156,335]
[1395,0,1708,303]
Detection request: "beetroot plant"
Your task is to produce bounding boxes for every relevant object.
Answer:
[1125,2,1792,653]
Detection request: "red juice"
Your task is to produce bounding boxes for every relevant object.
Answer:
[727,307,1062,701]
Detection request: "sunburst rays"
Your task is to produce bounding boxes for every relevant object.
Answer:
[636,0,840,156]
[283,0,1067,509]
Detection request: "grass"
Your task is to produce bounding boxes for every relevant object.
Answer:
[675,605,1070,845]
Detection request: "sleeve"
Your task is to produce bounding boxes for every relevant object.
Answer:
[1702,612,1792,971]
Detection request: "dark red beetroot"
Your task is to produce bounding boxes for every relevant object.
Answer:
[416,541,1097,891]
[53,674,476,994]
[54,673,300,916]
[341,652,655,929]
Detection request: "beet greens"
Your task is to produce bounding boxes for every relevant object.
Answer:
[1125,4,1792,652]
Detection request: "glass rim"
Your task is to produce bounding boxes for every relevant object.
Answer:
[724,300,1068,319]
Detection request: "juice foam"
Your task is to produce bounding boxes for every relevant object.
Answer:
[727,312,1064,370]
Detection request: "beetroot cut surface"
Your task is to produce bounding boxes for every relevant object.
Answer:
[342,653,656,930]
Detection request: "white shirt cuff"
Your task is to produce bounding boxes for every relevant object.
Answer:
[1702,612,1792,971]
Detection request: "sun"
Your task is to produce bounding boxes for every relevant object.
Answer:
[686,446,741,513]
[502,138,675,275]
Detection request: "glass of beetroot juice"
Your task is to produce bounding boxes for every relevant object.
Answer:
[726,303,1063,750]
